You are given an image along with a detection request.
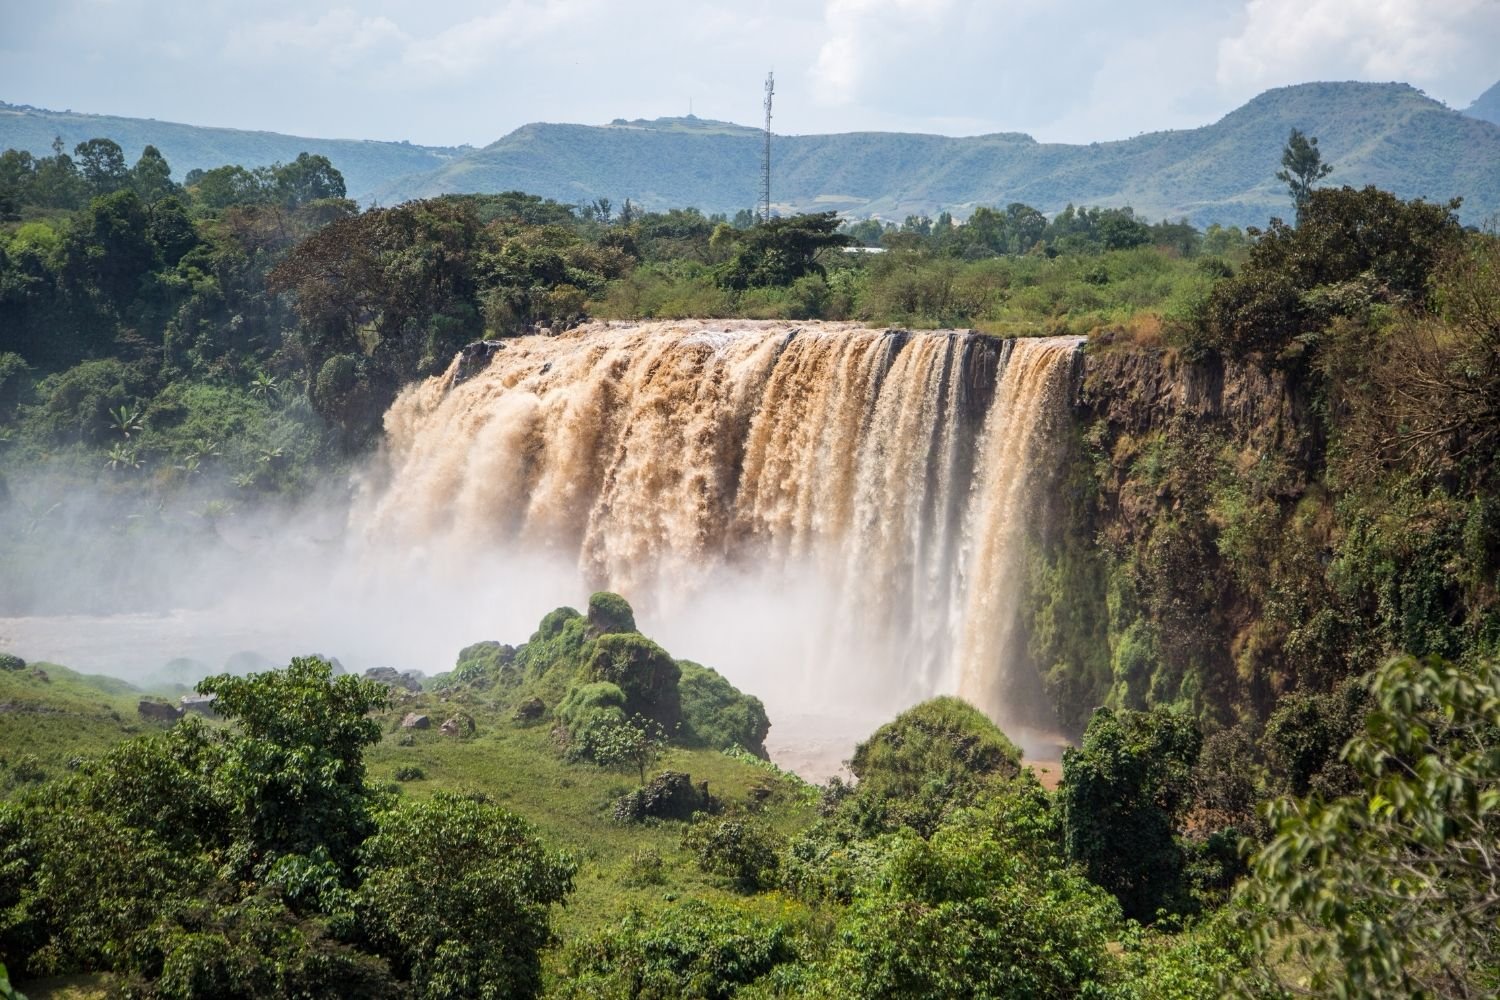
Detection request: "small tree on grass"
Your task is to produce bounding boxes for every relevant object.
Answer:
[585,714,668,785]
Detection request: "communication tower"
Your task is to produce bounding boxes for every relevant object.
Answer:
[761,72,774,223]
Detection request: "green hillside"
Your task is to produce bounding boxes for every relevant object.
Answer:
[1466,79,1500,126]
[381,82,1500,227]
[0,102,465,203]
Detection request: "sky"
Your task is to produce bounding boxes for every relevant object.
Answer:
[1,0,1497,147]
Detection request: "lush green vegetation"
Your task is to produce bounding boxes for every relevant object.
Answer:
[9,616,1492,997]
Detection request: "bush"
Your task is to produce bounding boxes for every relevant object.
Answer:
[357,793,575,1000]
[806,809,1120,1000]
[681,817,781,892]
[839,696,1020,836]
[0,653,24,672]
[555,899,797,1000]
[556,681,627,736]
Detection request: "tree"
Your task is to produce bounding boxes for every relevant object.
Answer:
[30,137,84,209]
[838,696,1020,837]
[73,138,129,198]
[1059,707,1201,922]
[715,212,851,290]
[127,144,178,206]
[198,656,388,873]
[1198,185,1463,360]
[357,793,575,1000]
[271,152,346,207]
[1243,654,1500,999]
[1276,128,1333,217]
[810,799,1121,999]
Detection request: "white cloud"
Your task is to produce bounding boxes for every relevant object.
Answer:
[401,0,597,78]
[1217,0,1500,104]
[812,0,959,105]
[225,8,408,71]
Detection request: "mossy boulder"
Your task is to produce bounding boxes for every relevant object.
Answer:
[677,661,770,757]
[585,633,681,730]
[587,592,637,635]
[452,641,517,686]
[613,771,714,823]
[557,681,628,735]
[514,607,591,680]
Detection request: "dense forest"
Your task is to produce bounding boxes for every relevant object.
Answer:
[1,133,1498,998]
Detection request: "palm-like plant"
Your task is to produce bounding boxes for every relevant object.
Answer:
[105,443,141,471]
[108,403,145,439]
[249,371,281,403]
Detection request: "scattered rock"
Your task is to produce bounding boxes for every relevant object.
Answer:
[179,693,219,718]
[138,700,184,723]
[365,667,425,693]
[454,340,507,384]
[440,714,475,737]
[513,697,546,723]
[401,712,430,730]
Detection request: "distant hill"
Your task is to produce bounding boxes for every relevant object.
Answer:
[1465,80,1500,126]
[4,82,1498,227]
[379,83,1500,227]
[0,102,466,204]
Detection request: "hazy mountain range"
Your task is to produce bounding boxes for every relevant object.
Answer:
[4,80,1499,228]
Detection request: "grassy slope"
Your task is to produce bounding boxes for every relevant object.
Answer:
[379,82,1500,227]
[0,663,164,786]
[1,660,820,993]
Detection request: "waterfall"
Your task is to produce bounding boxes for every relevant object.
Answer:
[355,320,1080,739]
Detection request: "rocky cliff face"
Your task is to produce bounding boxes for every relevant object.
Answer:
[1075,342,1307,453]
[1022,341,1323,731]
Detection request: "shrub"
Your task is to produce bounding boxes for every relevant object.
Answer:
[681,816,781,892]
[839,696,1020,836]
[807,809,1120,1000]
[555,900,797,999]
[357,793,575,1000]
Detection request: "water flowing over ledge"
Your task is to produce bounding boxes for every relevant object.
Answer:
[355,320,1082,743]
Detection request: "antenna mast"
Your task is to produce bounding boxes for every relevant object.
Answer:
[761,71,774,223]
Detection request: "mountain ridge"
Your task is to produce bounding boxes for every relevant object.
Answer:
[0,101,466,204]
[4,81,1498,227]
